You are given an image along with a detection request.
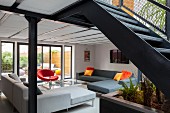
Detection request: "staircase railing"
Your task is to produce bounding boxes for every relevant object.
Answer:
[117,0,170,40]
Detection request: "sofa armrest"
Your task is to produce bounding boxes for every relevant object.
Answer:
[37,92,71,113]
[76,72,84,80]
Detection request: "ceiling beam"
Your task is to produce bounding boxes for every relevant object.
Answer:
[0,5,51,20]
[8,27,28,38]
[11,0,24,8]
[40,28,91,41]
[0,13,11,25]
[54,32,102,41]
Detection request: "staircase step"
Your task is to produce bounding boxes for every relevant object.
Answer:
[136,33,163,42]
[155,48,170,54]
[98,4,129,17]
[122,22,150,33]
[95,0,120,10]
[110,13,138,25]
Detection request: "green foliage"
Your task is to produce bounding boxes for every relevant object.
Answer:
[20,56,28,68]
[2,52,13,72]
[37,53,42,64]
[51,50,59,53]
[141,78,155,107]
[138,0,166,30]
[120,78,141,103]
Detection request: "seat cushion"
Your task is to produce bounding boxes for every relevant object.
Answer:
[92,69,119,78]
[47,86,96,105]
[87,80,123,94]
[79,76,110,82]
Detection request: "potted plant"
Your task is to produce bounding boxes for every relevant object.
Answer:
[100,77,165,113]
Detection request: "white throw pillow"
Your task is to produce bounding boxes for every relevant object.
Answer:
[8,73,21,82]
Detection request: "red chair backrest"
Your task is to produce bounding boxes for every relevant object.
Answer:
[37,69,54,77]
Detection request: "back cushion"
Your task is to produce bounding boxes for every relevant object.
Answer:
[93,69,120,78]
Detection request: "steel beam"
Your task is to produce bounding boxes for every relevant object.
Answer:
[166,0,170,40]
[25,16,40,113]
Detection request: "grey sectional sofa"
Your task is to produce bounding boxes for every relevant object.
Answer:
[1,75,96,113]
[76,69,137,94]
[76,69,120,82]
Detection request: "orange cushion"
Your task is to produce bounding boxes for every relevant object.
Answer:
[113,73,123,81]
[86,67,94,70]
[120,70,132,80]
[84,70,94,76]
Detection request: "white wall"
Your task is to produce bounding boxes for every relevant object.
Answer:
[94,44,138,76]
[74,44,95,75]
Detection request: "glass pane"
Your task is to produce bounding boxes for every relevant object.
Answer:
[1,42,13,73]
[43,46,50,69]
[51,47,61,80]
[64,46,72,78]
[37,46,42,69]
[19,45,28,76]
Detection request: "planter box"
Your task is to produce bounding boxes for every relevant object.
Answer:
[100,91,164,113]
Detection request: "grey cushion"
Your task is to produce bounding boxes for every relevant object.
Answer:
[79,76,110,82]
[92,69,120,78]
[62,86,96,105]
[87,80,123,94]
[9,73,21,82]
[47,86,96,105]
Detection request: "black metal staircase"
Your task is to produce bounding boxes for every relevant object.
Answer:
[55,0,170,98]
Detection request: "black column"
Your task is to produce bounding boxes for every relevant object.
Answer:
[25,16,40,113]
[166,0,170,40]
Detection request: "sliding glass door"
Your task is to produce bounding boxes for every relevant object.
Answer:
[18,44,28,76]
[1,42,14,74]
[51,47,61,80]
[17,43,63,79]
[64,46,72,78]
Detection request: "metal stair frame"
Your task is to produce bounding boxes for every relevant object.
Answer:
[55,0,170,98]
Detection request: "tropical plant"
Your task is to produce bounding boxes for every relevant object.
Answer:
[141,77,155,107]
[120,78,143,103]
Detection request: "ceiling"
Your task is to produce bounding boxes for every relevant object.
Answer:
[0,0,111,45]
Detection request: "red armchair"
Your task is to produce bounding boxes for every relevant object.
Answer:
[37,69,59,82]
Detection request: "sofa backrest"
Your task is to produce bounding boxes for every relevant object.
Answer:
[13,83,28,113]
[92,69,120,79]
[1,75,21,103]
[1,75,28,113]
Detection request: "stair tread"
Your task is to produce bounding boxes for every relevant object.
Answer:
[155,48,170,53]
[122,22,150,32]
[136,33,163,42]
[98,4,129,17]
[95,0,120,10]
[110,13,138,24]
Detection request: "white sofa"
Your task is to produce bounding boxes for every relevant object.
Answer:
[1,75,96,113]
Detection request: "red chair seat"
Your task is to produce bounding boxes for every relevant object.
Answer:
[37,69,59,82]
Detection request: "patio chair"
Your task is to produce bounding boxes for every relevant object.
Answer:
[37,69,59,82]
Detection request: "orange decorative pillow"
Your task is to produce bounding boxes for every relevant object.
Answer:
[113,73,123,81]
[84,70,94,76]
[120,70,132,80]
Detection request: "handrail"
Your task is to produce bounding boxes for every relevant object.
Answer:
[120,0,170,13]
[147,0,170,13]
[122,5,166,35]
